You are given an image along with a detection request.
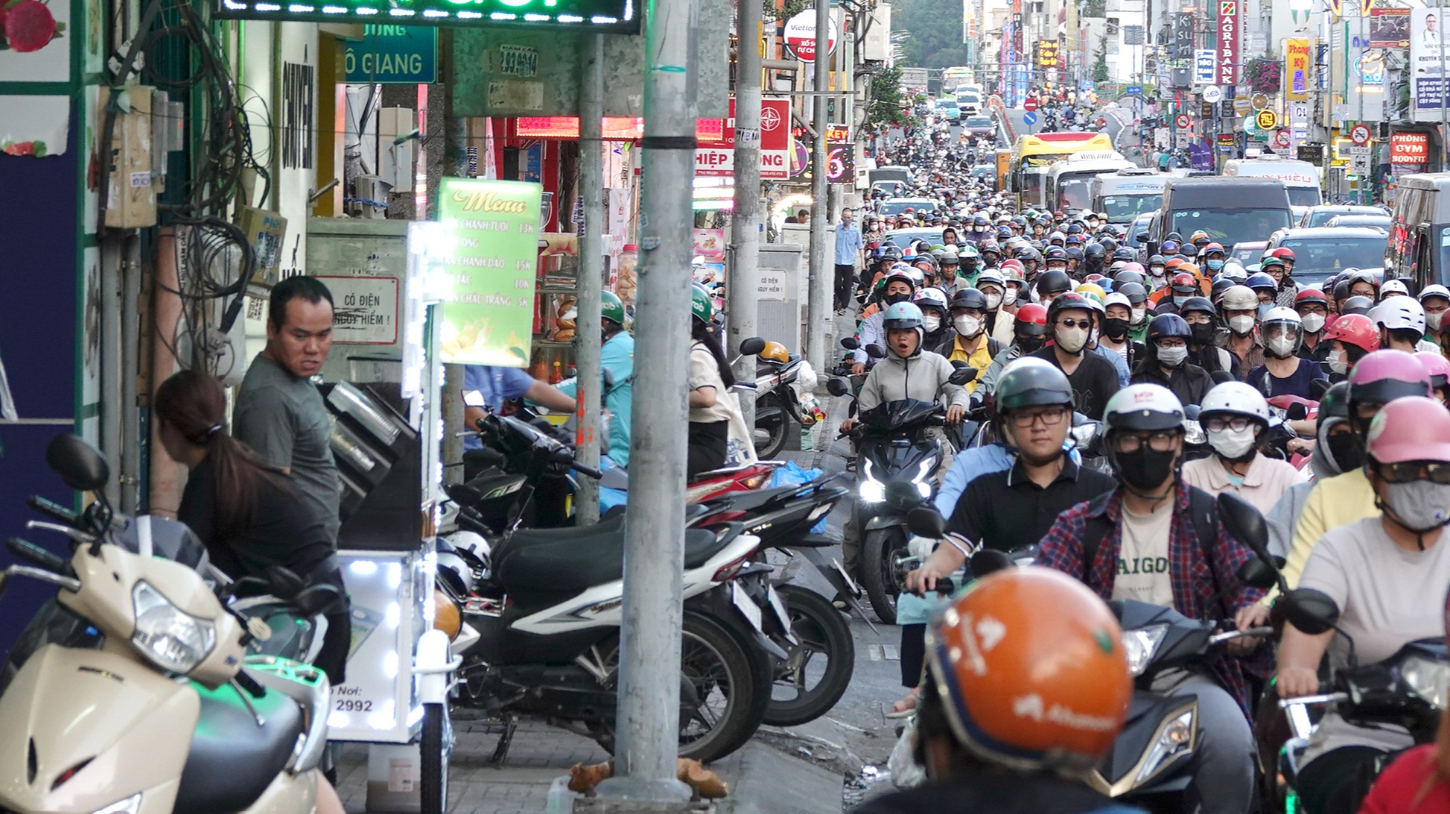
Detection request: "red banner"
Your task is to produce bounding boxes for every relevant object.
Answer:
[1391,132,1430,164]
[1217,0,1239,86]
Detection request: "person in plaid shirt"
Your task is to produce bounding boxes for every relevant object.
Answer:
[1036,383,1270,814]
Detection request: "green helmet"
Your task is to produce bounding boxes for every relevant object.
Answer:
[601,290,625,325]
[691,284,714,324]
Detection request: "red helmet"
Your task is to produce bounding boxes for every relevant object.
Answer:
[1324,313,1381,355]
[1270,247,1296,262]
[1170,272,1198,292]
[1294,288,1328,308]
[1415,351,1450,391]
[1348,349,1431,407]
[1366,396,1450,465]
[1203,242,1225,255]
[1014,303,1050,335]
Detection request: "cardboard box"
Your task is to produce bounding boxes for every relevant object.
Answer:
[102,86,157,229]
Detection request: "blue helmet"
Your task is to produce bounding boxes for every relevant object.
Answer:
[882,301,926,331]
[1245,272,1278,293]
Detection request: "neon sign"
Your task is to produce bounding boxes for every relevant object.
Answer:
[216,0,637,32]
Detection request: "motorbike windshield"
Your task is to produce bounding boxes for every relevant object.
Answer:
[859,399,940,433]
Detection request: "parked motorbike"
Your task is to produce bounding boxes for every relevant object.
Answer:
[0,435,332,814]
[753,349,817,461]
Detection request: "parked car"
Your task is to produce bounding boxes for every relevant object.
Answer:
[1298,204,1384,228]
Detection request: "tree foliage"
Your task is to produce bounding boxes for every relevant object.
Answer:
[893,0,971,69]
[865,65,917,135]
[1092,35,1109,83]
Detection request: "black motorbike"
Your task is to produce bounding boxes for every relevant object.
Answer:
[450,407,602,533]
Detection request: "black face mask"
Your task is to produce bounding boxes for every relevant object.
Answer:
[1328,432,1365,472]
[884,292,912,306]
[1102,318,1130,340]
[1016,335,1045,353]
[1113,446,1178,492]
[1189,323,1216,345]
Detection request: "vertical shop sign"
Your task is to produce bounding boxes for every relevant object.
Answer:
[435,178,544,367]
[1217,0,1239,86]
[1411,8,1449,118]
[1194,49,1217,84]
[825,125,854,182]
[1286,39,1310,101]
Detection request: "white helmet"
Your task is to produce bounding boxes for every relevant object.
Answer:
[1371,296,1427,336]
[1220,260,1249,282]
[914,286,950,312]
[1262,306,1302,326]
[1104,292,1132,311]
[1221,285,1258,311]
[975,269,1007,292]
[1200,381,1271,424]
[1381,279,1410,297]
[1104,384,1186,432]
[1421,284,1450,304]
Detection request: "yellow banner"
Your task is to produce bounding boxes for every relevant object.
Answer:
[1286,38,1310,101]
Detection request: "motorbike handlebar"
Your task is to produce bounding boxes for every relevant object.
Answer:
[5,537,69,574]
[27,495,80,527]
[571,461,604,480]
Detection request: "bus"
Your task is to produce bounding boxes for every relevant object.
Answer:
[1009,131,1116,209]
[1222,154,1324,210]
[1387,173,1450,288]
[1090,168,1170,225]
[1045,151,1136,213]
[942,67,973,93]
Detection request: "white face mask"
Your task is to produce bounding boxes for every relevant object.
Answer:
[1429,311,1445,332]
[1267,335,1297,357]
[1300,312,1326,334]
[984,291,1004,310]
[1208,426,1258,459]
[954,315,983,337]
[1328,350,1349,375]
[1003,287,1019,306]
[1130,306,1148,326]
[923,314,943,332]
[1056,326,1089,354]
[1229,315,1256,335]
[1157,345,1188,367]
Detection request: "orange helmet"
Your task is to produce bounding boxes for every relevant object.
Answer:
[927,567,1131,773]
[758,341,789,364]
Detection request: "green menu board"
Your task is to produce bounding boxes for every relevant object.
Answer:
[435,178,543,367]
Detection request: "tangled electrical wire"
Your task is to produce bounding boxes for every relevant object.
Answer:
[99,0,267,377]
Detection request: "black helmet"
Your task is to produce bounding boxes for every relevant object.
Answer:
[1342,295,1374,316]
[996,361,1075,414]
[1112,248,1136,263]
[1047,292,1095,327]
[1044,246,1069,261]
[1036,269,1074,297]
[1332,279,1352,302]
[1210,277,1234,301]
[1014,246,1039,262]
[1116,281,1149,305]
[950,288,988,312]
[1318,381,1351,420]
[1114,269,1146,289]
[1100,237,1119,253]
[1084,243,1107,261]
[1148,254,1167,267]
[1066,247,1085,263]
[1179,296,1217,317]
[1147,313,1192,343]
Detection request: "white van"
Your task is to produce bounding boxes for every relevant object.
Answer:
[1091,169,1170,225]
[1222,154,1323,211]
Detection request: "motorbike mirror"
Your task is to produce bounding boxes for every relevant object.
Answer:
[45,434,110,492]
[1309,378,1330,400]
[1235,558,1279,591]
[950,360,969,370]
[948,366,979,386]
[969,549,1014,578]
[739,337,767,356]
[826,377,853,398]
[1281,588,1341,636]
[1216,493,1275,567]
[1286,402,1308,422]
[906,507,946,538]
[866,344,887,359]
[462,390,487,409]
[264,565,307,600]
[293,583,343,616]
[1183,404,1201,421]
[841,336,860,351]
[1209,370,1234,385]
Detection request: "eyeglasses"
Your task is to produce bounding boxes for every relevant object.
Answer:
[1204,416,1254,432]
[1113,431,1179,453]
[1009,405,1070,428]
[1375,461,1450,485]
[1057,318,1092,329]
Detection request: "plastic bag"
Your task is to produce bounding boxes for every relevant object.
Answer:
[887,714,927,789]
[768,461,829,533]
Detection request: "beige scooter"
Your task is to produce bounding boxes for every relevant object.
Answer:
[0,435,331,814]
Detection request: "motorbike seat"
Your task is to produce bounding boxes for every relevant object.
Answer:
[496,523,727,597]
[173,682,304,814]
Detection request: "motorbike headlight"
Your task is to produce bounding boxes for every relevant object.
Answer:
[859,460,886,503]
[131,581,216,674]
[1070,422,1100,450]
[1402,654,1450,710]
[1121,624,1168,677]
[1182,420,1206,446]
[912,457,937,485]
[90,794,142,814]
[1135,709,1194,785]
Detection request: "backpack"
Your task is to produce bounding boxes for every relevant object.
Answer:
[1080,485,1220,605]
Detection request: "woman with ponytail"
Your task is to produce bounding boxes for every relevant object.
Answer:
[153,369,351,686]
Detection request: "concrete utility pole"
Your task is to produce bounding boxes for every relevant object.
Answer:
[729,0,763,428]
[575,34,606,525]
[805,0,832,375]
[592,0,698,803]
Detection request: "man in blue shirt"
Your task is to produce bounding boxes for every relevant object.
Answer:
[461,365,575,452]
[834,208,864,314]
[557,291,635,468]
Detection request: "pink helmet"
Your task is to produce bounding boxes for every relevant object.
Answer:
[1348,350,1432,408]
[1415,351,1450,392]
[1366,396,1450,464]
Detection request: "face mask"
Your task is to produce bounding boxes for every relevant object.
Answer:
[1207,259,1224,271]
[953,315,982,336]
[1130,306,1148,326]
[1150,266,1166,278]
[1382,480,1450,533]
[984,291,1003,309]
[1113,446,1178,491]
[1208,426,1257,459]
[1189,322,1216,344]
[1017,335,1045,353]
[923,314,943,332]
[1157,345,1189,367]
[885,292,912,305]
[1056,326,1089,354]
[1003,287,1019,306]
[1327,432,1364,471]
[1301,312,1326,334]
[1257,303,1273,320]
[1328,350,1349,376]
[1229,315,1256,335]
[1173,296,1189,308]
[1429,312,1445,332]
[1103,318,1130,340]
[1267,335,1297,357]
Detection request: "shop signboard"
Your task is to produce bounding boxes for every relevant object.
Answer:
[694,98,792,179]
[1412,8,1450,119]
[316,276,400,344]
[782,8,840,62]
[435,178,543,367]
[345,26,438,84]
[826,124,854,182]
[1216,0,1240,85]
[219,0,638,30]
[1194,49,1216,84]
[1285,39,1310,101]
[1391,132,1430,164]
[1370,8,1410,48]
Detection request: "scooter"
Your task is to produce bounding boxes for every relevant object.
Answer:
[754,351,814,461]
[0,435,331,814]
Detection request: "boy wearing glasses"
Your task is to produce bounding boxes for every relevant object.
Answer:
[1035,383,1271,814]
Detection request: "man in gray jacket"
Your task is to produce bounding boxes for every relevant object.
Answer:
[838,301,969,586]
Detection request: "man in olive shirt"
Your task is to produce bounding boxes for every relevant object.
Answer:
[234,276,342,542]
